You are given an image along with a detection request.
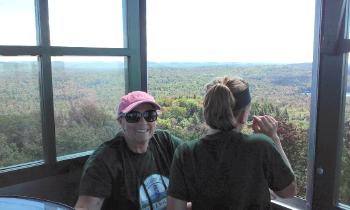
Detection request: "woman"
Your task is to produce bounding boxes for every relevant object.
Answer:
[167,77,297,210]
[75,91,183,210]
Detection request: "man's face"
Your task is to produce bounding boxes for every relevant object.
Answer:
[120,103,156,146]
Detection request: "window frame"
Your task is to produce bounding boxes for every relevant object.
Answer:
[1,0,350,210]
[308,0,350,209]
[0,0,146,186]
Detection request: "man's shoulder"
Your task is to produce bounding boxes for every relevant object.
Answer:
[153,129,183,145]
[153,129,171,138]
[91,133,125,157]
[83,134,126,171]
[151,129,184,160]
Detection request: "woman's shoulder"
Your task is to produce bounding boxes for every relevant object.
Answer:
[172,140,201,164]
[175,139,200,152]
[243,133,275,147]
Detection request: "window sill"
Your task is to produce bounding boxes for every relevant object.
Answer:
[0,151,92,188]
[0,152,319,210]
[271,196,307,210]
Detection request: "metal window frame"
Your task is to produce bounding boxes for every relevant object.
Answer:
[0,0,146,185]
[308,0,350,209]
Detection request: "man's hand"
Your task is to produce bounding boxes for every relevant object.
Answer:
[75,196,104,210]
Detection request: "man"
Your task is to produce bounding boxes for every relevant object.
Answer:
[75,91,183,210]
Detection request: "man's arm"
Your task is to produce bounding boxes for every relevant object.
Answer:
[75,195,104,210]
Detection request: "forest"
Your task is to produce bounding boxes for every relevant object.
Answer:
[0,61,349,204]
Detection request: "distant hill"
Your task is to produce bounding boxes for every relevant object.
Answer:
[52,61,125,71]
[0,61,318,72]
[147,61,288,69]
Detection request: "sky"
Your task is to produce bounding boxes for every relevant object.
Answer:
[147,0,316,63]
[0,0,315,63]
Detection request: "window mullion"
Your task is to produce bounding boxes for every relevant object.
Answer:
[311,0,349,209]
[124,0,147,92]
[35,0,57,165]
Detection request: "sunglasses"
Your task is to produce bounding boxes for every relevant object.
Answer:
[121,110,158,123]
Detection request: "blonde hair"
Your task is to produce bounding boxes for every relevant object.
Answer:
[204,76,249,130]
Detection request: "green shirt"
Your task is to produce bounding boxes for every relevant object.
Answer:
[79,129,182,210]
[168,130,295,210]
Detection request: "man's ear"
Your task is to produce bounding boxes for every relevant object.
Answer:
[117,118,125,130]
[117,118,122,124]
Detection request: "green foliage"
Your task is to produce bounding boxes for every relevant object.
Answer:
[339,148,350,204]
[56,124,115,156]
[157,96,206,140]
[55,97,118,156]
[250,100,290,121]
[2,62,350,204]
[248,101,308,198]
[340,121,350,204]
[277,120,308,198]
[0,133,24,167]
[0,113,42,167]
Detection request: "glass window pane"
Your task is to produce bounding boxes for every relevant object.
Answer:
[0,0,36,45]
[339,63,350,206]
[0,57,42,168]
[52,56,125,156]
[147,0,315,199]
[338,8,350,207]
[48,0,124,48]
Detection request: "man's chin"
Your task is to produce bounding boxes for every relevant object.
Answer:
[135,134,152,143]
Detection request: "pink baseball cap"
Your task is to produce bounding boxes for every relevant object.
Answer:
[117,91,161,117]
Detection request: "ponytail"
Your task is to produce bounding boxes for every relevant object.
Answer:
[203,84,237,131]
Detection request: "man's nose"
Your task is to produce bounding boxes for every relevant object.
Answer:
[137,116,148,124]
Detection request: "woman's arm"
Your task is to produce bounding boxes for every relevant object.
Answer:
[252,115,297,198]
[167,196,187,210]
[75,195,104,210]
[252,115,294,172]
[274,181,297,198]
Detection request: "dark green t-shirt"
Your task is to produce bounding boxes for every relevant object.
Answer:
[79,129,182,210]
[168,130,295,210]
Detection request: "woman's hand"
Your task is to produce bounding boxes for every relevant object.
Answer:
[252,115,279,144]
[253,115,295,179]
